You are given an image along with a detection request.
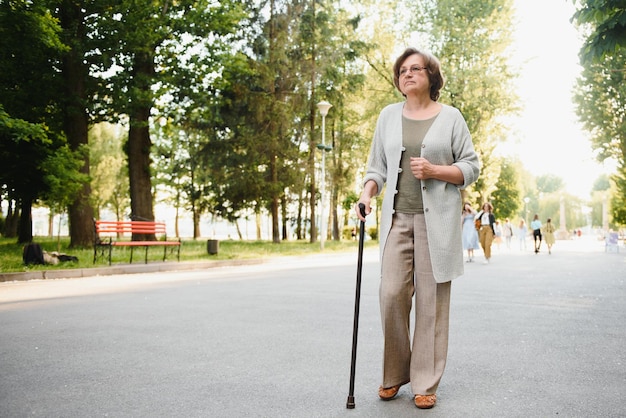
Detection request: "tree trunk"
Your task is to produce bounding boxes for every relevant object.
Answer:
[296,192,304,240]
[270,155,280,243]
[174,191,180,238]
[60,1,95,248]
[332,187,339,241]
[128,113,155,239]
[331,127,340,241]
[256,211,262,240]
[17,198,33,244]
[281,195,288,241]
[48,210,54,237]
[3,201,18,238]
[67,141,95,248]
[235,220,243,240]
[308,0,317,244]
[68,192,94,247]
[127,51,156,241]
[193,208,200,239]
[267,3,281,245]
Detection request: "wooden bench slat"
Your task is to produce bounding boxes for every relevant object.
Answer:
[93,220,180,265]
[111,241,181,246]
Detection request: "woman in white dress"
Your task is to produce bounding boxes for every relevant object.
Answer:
[461,202,480,262]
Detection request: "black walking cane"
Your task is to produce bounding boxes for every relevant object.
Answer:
[346,203,367,409]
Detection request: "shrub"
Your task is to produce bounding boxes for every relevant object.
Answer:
[342,225,358,241]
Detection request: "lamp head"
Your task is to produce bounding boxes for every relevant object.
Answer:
[317,100,332,117]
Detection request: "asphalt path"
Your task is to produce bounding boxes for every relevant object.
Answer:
[1,237,624,417]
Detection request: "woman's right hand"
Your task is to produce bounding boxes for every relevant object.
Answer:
[355,201,369,222]
[356,180,377,222]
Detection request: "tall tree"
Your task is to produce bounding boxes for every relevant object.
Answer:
[411,0,520,203]
[153,121,215,239]
[590,174,611,228]
[348,0,408,237]
[536,174,565,194]
[212,0,327,243]
[57,0,98,247]
[206,53,267,227]
[303,0,319,244]
[572,0,626,225]
[96,0,245,238]
[312,8,369,241]
[572,0,626,64]
[40,143,89,249]
[0,107,52,242]
[0,0,71,243]
[89,122,129,221]
[261,0,301,243]
[491,158,520,220]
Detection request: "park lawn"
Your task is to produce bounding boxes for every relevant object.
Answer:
[0,236,375,274]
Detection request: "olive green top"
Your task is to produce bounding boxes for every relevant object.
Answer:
[394,114,437,213]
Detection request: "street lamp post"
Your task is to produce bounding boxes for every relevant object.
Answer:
[316,100,332,250]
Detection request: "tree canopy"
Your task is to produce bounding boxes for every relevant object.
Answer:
[2,0,581,242]
[572,0,626,225]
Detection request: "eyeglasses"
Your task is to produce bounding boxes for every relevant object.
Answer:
[399,65,428,77]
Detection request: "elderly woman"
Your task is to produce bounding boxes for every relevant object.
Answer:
[355,47,480,410]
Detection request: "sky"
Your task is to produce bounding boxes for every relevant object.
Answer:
[502,0,615,199]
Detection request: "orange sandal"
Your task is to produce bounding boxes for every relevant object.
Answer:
[378,385,401,400]
[414,394,437,409]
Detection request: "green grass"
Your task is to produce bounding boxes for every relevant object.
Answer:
[0,236,377,274]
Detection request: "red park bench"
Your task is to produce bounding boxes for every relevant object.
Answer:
[93,220,181,265]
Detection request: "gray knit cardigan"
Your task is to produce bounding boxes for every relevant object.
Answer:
[363,102,480,283]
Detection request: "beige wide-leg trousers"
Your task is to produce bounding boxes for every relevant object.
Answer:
[380,213,451,396]
[479,225,494,259]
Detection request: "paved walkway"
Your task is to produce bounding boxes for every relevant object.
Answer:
[0,236,624,417]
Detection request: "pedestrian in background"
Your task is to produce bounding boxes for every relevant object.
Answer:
[530,214,543,254]
[475,202,495,264]
[494,220,503,251]
[543,218,556,254]
[462,202,480,262]
[503,218,514,250]
[355,47,480,410]
[517,219,528,250]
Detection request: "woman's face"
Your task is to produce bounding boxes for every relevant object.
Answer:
[398,54,430,97]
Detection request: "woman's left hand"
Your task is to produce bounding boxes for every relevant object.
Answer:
[410,157,435,180]
[410,157,464,185]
